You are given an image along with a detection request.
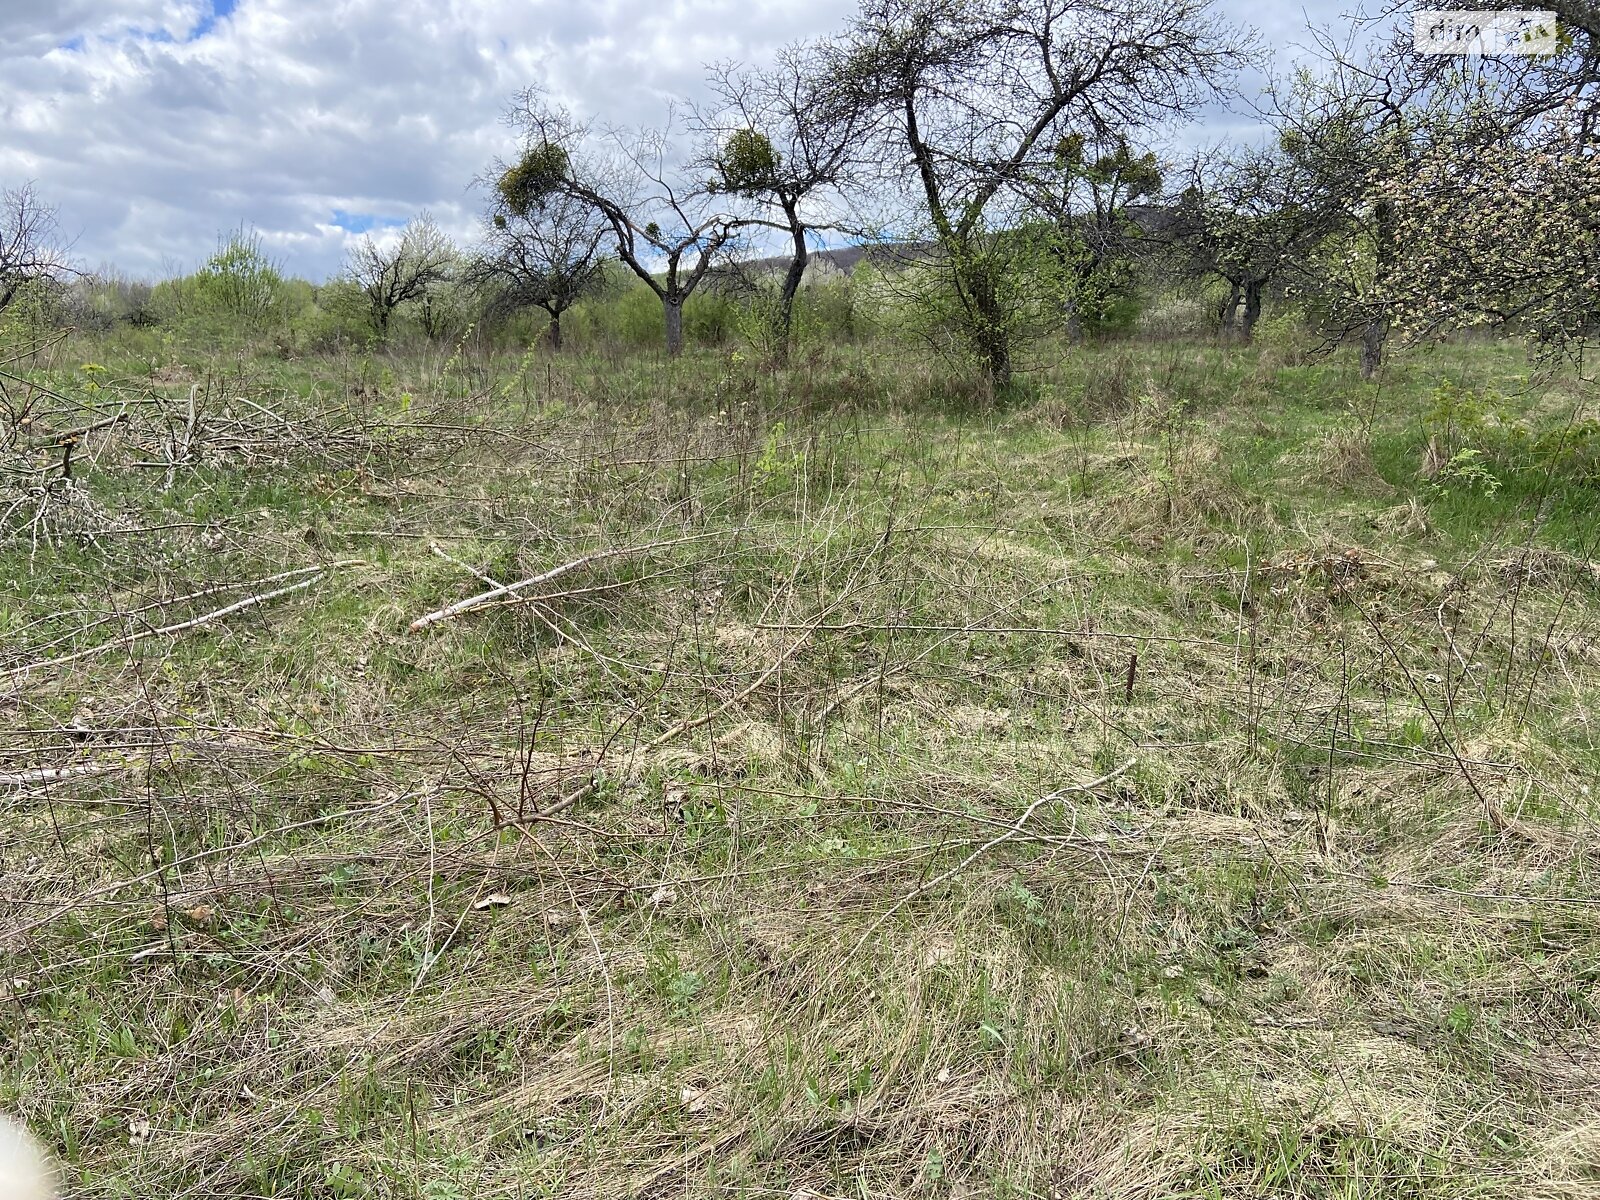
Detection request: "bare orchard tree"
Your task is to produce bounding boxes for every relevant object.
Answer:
[1015,135,1166,341]
[346,213,457,338]
[820,0,1252,389]
[694,44,868,360]
[1168,140,1336,340]
[500,90,747,356]
[1,183,74,313]
[469,187,610,349]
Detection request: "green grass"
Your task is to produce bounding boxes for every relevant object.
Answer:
[3,322,1599,1199]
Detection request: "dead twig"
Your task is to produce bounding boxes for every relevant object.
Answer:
[427,540,501,588]
[7,791,410,940]
[753,620,1234,649]
[408,532,716,632]
[535,619,823,820]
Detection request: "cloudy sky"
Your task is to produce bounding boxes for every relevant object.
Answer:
[0,0,1360,282]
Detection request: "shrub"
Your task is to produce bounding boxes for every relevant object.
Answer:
[1420,377,1600,493]
[191,229,289,322]
[152,229,292,338]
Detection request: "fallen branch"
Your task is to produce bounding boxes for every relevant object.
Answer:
[1,560,361,682]
[428,540,502,588]
[408,532,716,632]
[754,620,1234,649]
[0,762,125,788]
[29,412,130,450]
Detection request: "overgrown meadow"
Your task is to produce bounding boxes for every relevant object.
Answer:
[3,288,1599,1199]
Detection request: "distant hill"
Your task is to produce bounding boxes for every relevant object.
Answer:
[722,241,939,282]
[720,209,1183,284]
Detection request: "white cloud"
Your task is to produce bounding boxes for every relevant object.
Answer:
[0,1,202,54]
[0,0,1353,281]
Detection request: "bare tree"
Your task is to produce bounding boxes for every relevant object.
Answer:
[470,187,610,350]
[501,91,747,356]
[820,0,1252,389]
[1168,140,1335,340]
[346,213,457,338]
[1017,135,1165,340]
[1,183,74,313]
[695,44,867,360]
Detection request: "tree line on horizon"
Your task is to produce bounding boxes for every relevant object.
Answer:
[2,0,1597,384]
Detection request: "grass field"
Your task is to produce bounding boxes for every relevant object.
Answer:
[3,321,1599,1200]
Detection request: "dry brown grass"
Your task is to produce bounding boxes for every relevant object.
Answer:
[3,335,1599,1200]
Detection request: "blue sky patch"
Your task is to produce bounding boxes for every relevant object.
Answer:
[330,210,403,235]
[192,0,240,40]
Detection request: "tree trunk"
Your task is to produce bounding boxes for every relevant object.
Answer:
[1241,280,1263,341]
[972,293,1012,391]
[664,298,684,357]
[1219,281,1241,337]
[1360,317,1387,380]
[1362,197,1394,381]
[958,250,1012,392]
[546,310,563,351]
[986,337,1013,392]
[775,202,808,365]
[974,300,1012,392]
[1064,295,1084,344]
